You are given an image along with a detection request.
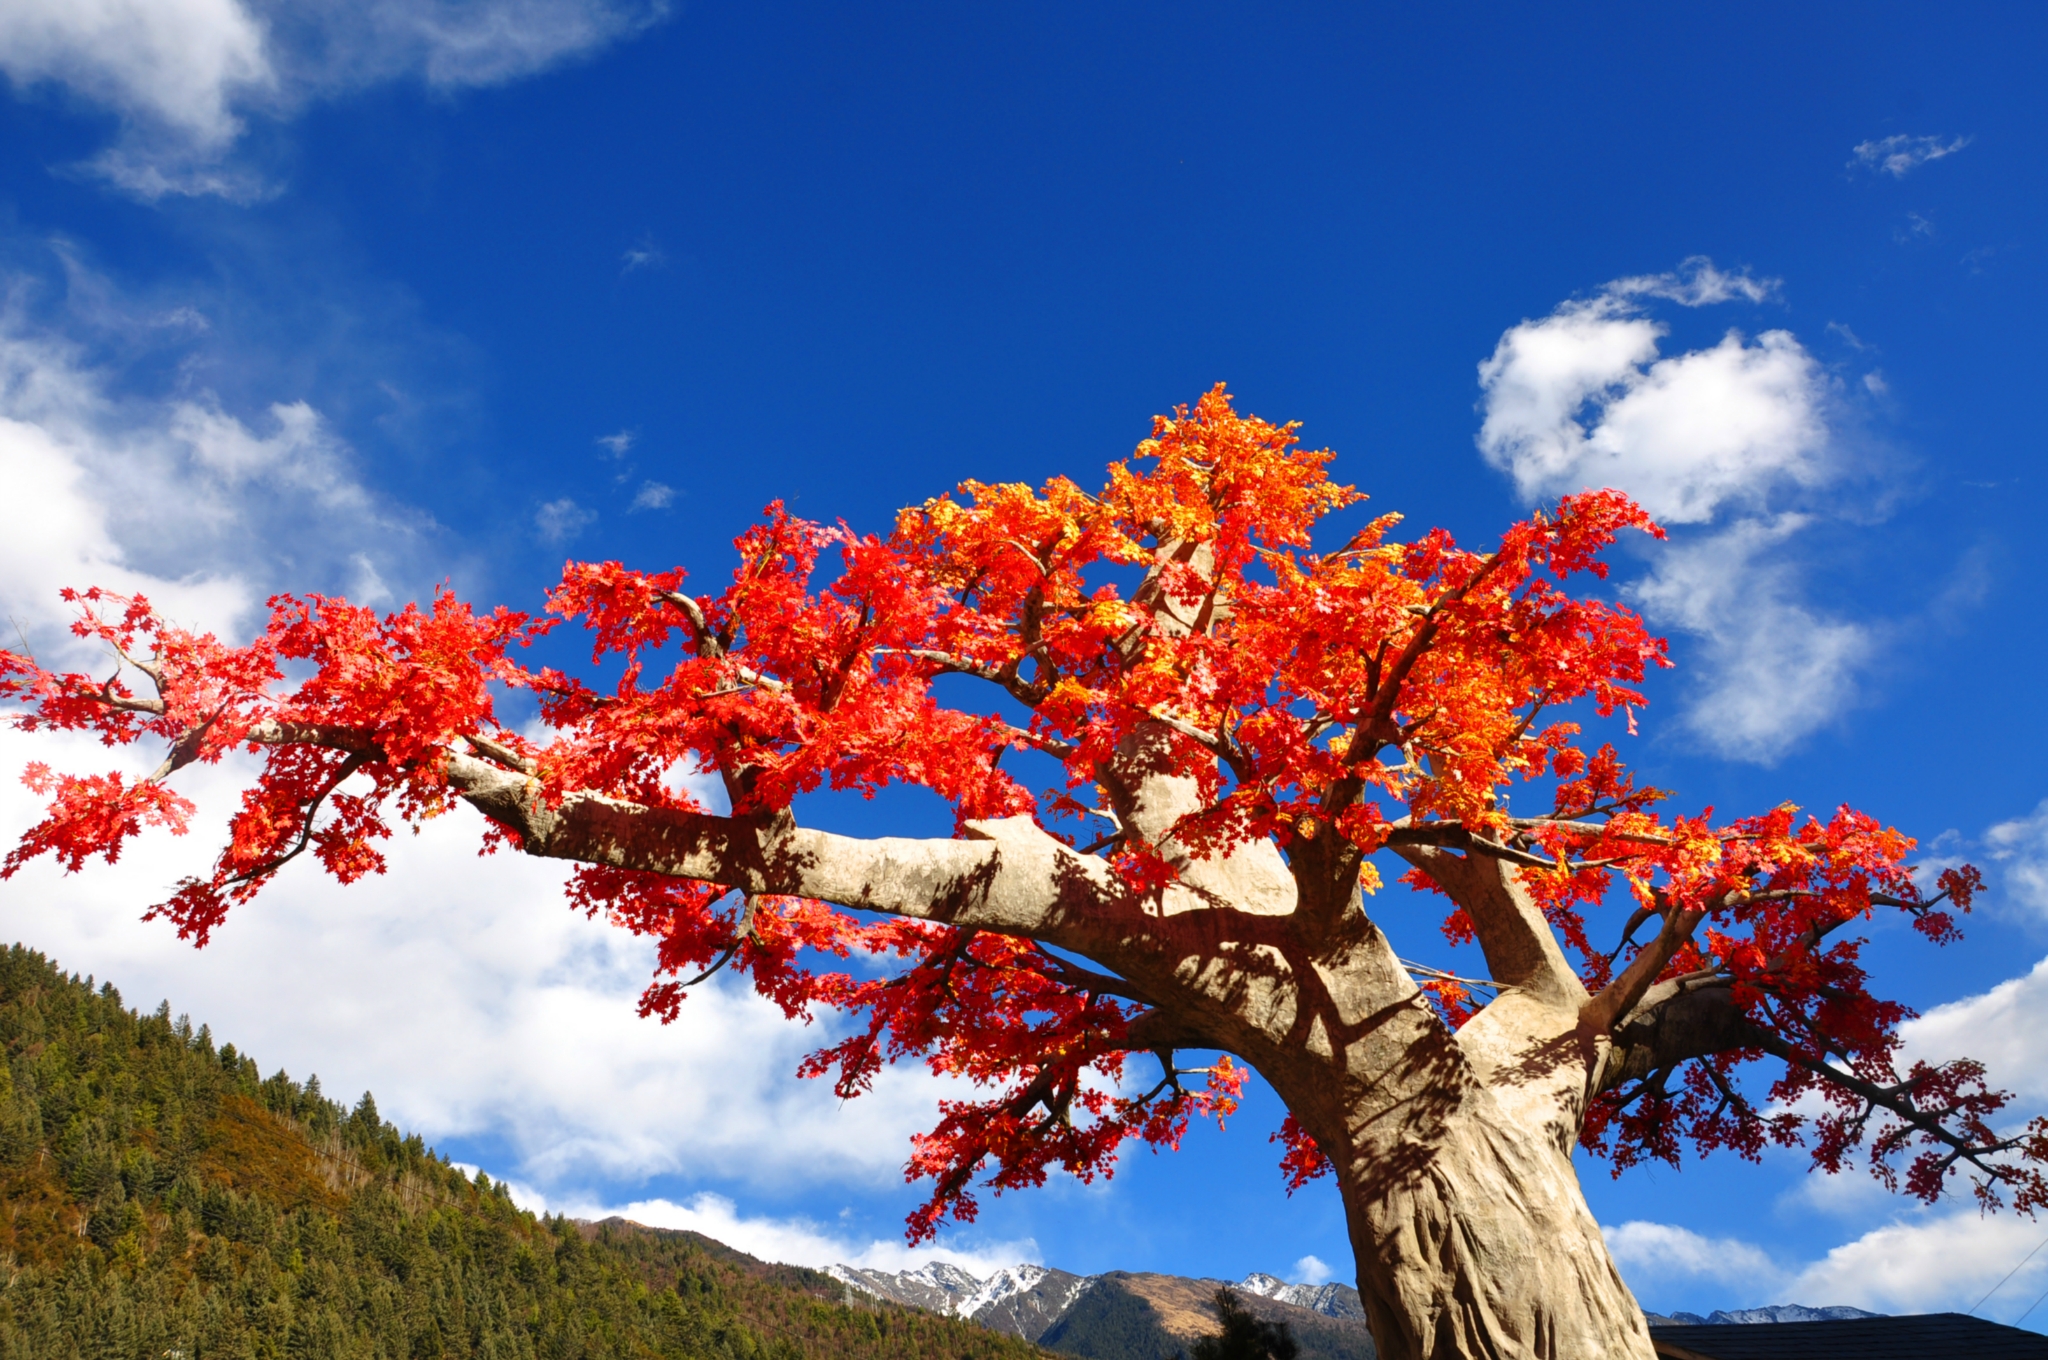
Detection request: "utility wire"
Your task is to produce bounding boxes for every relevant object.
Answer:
[2014,1278,2048,1328]
[1970,1233,2048,1317]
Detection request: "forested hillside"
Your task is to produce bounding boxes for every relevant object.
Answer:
[0,944,1046,1360]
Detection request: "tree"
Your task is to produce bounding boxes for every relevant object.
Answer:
[1190,1289,1299,1360]
[0,385,2038,1360]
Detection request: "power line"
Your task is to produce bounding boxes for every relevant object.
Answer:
[1971,1233,2048,1317]
[2014,1278,2048,1329]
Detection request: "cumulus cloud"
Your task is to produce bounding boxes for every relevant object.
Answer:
[1476,260,1825,523]
[1610,945,2048,1319]
[0,0,668,200]
[0,728,968,1194]
[1292,1255,1334,1286]
[1902,951,2048,1105]
[1603,1221,1781,1292]
[1607,1212,2048,1321]
[1476,258,1870,762]
[1850,134,1971,178]
[595,428,636,456]
[0,0,271,149]
[0,256,977,1225]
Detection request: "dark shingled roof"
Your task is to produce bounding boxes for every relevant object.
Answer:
[1649,1313,2048,1359]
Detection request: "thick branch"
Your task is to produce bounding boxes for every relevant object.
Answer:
[444,752,1123,952]
[1390,843,1586,1011]
[1582,898,1710,1036]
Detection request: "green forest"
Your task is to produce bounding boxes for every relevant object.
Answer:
[0,943,1049,1360]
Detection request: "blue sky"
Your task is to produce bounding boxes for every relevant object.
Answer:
[2,0,2047,1328]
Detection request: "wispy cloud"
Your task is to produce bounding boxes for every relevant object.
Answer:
[535,496,595,543]
[0,276,430,658]
[596,428,637,456]
[1850,134,1972,178]
[621,236,666,274]
[1624,516,1871,763]
[0,0,670,202]
[630,480,674,511]
[1986,801,2048,920]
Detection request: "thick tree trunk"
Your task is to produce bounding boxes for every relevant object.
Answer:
[1331,1077,1653,1359]
[1258,977,1657,1360]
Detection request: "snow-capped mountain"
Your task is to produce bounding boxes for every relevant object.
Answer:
[829,1260,1365,1341]
[827,1260,1094,1340]
[1237,1272,1369,1318]
[1652,1303,1884,1326]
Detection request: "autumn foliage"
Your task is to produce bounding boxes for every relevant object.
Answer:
[2,385,2036,1245]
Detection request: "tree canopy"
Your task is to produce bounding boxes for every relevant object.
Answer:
[1,385,2033,1255]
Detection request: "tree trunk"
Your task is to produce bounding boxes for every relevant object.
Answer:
[1261,981,1657,1360]
[1333,1078,1653,1359]
[1088,728,1657,1359]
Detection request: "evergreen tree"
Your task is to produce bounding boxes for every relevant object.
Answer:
[0,943,1043,1360]
[1189,1290,1299,1360]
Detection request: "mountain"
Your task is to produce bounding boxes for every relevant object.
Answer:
[0,942,1043,1360]
[829,1261,1096,1340]
[1238,1271,1370,1319]
[1648,1304,1886,1325]
[834,1261,1377,1358]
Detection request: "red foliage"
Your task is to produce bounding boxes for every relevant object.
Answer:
[3,385,2025,1236]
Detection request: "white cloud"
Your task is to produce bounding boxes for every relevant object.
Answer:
[1619,950,2048,1316]
[1606,1212,2048,1321]
[1292,1254,1333,1286]
[536,496,595,542]
[0,726,963,1195]
[1476,263,1826,524]
[1987,802,2048,920]
[1626,516,1872,762]
[1850,134,1971,178]
[620,239,665,273]
[1476,260,1869,763]
[0,0,668,201]
[1603,1221,1782,1292]
[630,480,674,511]
[1790,1213,2045,1318]
[0,297,425,657]
[1902,951,2048,1105]
[1603,257,1779,309]
[595,428,636,456]
[490,1187,1038,1276]
[0,0,272,148]
[0,271,978,1223]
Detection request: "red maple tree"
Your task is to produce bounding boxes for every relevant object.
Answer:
[3,386,2037,1359]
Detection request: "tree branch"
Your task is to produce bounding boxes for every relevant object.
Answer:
[1389,842,1587,1010]
[1582,897,1711,1036]
[443,752,1125,952]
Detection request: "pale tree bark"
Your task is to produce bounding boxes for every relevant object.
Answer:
[441,740,1665,1360]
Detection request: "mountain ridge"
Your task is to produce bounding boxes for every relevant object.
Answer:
[832,1259,1376,1357]
[1647,1303,1886,1326]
